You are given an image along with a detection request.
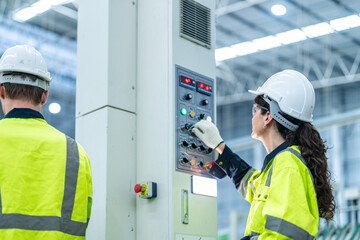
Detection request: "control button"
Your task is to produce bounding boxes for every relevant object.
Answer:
[197,161,204,168]
[219,161,223,165]
[181,141,189,148]
[134,184,143,193]
[185,93,193,100]
[189,159,196,166]
[205,161,215,171]
[190,143,197,150]
[180,108,187,115]
[199,113,205,120]
[181,123,192,131]
[190,111,195,118]
[201,99,209,106]
[180,157,189,165]
[197,145,206,152]
[207,148,213,154]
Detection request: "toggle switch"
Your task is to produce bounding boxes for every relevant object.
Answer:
[180,157,189,165]
[199,113,205,120]
[189,159,196,166]
[181,141,189,148]
[207,148,213,154]
[197,145,206,152]
[189,143,197,150]
[181,123,192,132]
[134,182,157,199]
[197,161,204,168]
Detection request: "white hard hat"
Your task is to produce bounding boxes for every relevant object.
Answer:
[0,45,51,90]
[249,70,315,128]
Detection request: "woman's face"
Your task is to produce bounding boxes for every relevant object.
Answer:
[251,104,267,139]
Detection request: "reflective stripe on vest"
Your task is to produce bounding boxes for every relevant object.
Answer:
[0,136,87,236]
[265,148,315,189]
[265,215,315,240]
[264,148,316,239]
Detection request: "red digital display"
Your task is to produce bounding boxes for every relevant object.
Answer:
[197,81,212,95]
[180,76,195,89]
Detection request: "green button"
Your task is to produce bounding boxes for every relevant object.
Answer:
[180,108,187,115]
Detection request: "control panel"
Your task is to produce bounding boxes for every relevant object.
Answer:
[175,65,215,177]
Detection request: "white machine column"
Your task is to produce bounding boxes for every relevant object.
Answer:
[76,0,137,239]
[77,0,217,239]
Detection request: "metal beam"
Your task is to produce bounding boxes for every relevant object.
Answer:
[216,0,268,17]
[52,5,77,20]
[217,49,360,106]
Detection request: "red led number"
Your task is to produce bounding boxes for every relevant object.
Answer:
[199,83,205,88]
[185,78,191,84]
[205,85,210,91]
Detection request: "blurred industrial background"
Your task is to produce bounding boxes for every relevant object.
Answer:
[1,0,360,239]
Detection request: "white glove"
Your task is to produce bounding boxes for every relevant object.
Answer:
[192,120,223,149]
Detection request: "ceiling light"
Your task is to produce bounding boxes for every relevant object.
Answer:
[276,29,307,44]
[13,0,74,22]
[271,4,287,16]
[330,15,360,31]
[13,8,39,22]
[215,13,360,62]
[252,36,281,50]
[231,42,258,56]
[302,22,334,38]
[49,103,61,114]
[215,47,237,61]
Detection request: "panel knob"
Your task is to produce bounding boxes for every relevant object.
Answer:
[201,99,209,106]
[185,94,193,100]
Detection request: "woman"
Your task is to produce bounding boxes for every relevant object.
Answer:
[192,70,335,239]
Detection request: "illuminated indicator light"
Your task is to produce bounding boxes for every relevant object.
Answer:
[199,83,205,88]
[207,116,212,122]
[185,78,191,84]
[190,111,195,118]
[180,108,187,115]
[205,85,210,91]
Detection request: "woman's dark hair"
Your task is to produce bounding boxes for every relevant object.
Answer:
[255,95,335,221]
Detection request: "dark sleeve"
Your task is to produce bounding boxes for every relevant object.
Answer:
[209,145,252,189]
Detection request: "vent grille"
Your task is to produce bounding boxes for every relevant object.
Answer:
[180,0,211,49]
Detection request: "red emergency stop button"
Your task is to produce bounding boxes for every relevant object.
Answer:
[205,161,215,171]
[134,184,142,193]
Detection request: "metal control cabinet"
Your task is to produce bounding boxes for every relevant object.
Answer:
[175,65,215,177]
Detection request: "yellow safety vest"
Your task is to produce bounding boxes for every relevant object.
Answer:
[0,110,92,239]
[239,146,318,239]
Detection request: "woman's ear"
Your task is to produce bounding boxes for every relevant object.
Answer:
[263,111,273,127]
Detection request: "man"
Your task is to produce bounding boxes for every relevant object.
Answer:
[0,45,92,239]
